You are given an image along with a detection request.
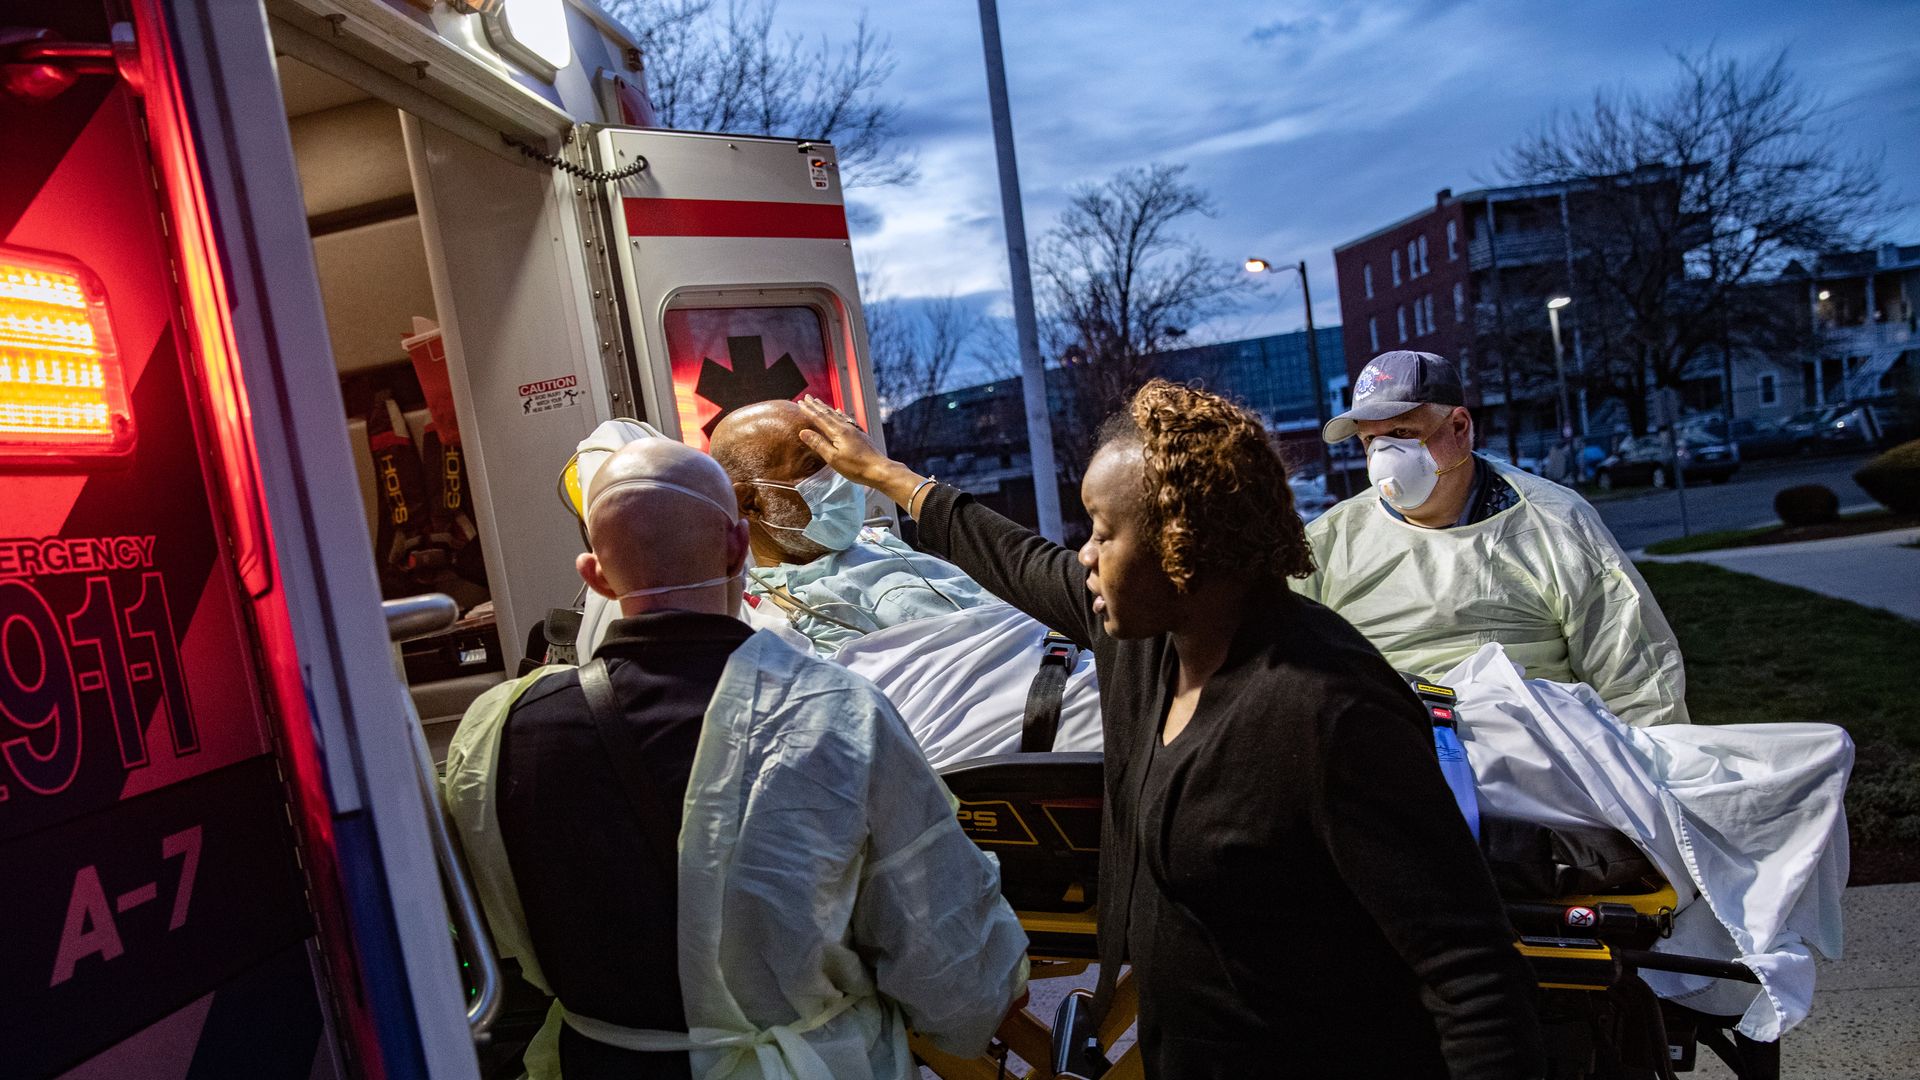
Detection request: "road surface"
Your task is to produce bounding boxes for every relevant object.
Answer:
[1590,452,1878,551]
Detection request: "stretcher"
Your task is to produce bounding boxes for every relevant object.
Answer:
[918,728,1782,1079]
[909,752,1140,1080]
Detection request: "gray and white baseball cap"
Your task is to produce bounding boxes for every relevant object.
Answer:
[1322,350,1466,443]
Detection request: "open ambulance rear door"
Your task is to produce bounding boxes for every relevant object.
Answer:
[2,3,481,1076]
[396,119,886,674]
[594,127,880,463]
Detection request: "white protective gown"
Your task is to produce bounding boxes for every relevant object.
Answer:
[1443,643,1851,1040]
[442,632,1030,1079]
[1296,459,1691,727]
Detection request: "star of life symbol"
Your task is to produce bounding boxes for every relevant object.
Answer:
[1354,365,1395,399]
[1565,906,1597,928]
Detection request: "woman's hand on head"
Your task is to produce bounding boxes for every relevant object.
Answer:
[796,396,923,506]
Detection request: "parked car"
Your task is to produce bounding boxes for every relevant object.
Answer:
[1594,433,1740,490]
[1289,474,1337,522]
[1764,402,1910,456]
[1830,400,1918,449]
[1678,413,1806,460]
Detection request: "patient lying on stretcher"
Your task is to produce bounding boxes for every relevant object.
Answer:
[566,410,1102,766]
[710,401,994,655]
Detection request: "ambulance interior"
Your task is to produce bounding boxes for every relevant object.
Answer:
[277,57,511,750]
[278,53,577,1070]
[275,42,884,773]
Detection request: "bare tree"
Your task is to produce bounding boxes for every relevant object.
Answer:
[962,313,1029,384]
[608,0,915,187]
[1505,50,1882,431]
[869,294,979,463]
[1036,164,1244,474]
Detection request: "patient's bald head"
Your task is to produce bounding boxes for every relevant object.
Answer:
[576,438,749,615]
[711,400,831,564]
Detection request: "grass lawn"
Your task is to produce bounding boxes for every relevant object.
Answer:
[1639,561,1920,884]
[1644,509,1919,555]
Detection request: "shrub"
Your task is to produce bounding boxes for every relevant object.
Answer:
[1774,484,1840,526]
[1854,439,1920,515]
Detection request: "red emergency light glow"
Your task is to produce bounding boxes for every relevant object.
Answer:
[0,246,134,460]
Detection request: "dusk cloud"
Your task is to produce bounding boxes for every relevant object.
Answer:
[774,0,1920,348]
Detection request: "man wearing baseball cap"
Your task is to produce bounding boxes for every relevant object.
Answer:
[1294,351,1690,727]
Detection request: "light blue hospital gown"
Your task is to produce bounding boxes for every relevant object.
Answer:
[746,529,992,656]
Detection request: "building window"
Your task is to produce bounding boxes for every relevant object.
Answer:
[1418,235,1430,275]
[1397,305,1408,342]
[1453,281,1466,322]
[1363,263,1373,298]
[1369,316,1379,352]
[1759,373,1778,406]
[1407,240,1419,279]
[1391,250,1402,286]
[1447,220,1458,260]
[1425,294,1436,333]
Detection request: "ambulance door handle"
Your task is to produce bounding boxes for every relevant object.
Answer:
[409,701,504,1037]
[384,595,502,1038]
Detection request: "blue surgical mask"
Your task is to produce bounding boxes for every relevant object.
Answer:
[751,466,865,551]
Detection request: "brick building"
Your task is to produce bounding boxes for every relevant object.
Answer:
[1332,190,1474,386]
[1332,180,1663,457]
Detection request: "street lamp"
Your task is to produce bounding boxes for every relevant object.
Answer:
[1545,296,1577,482]
[1246,257,1334,488]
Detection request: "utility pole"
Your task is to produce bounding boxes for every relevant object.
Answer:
[1297,261,1335,489]
[1557,190,1590,438]
[976,0,1062,540]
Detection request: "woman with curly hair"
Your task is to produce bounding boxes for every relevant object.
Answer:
[795,381,1541,1080]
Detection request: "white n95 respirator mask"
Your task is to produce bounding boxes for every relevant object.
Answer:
[1367,437,1441,510]
[1367,423,1469,512]
[751,466,866,551]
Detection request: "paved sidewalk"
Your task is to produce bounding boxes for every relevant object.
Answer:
[1693,882,1920,1079]
[1636,527,1920,622]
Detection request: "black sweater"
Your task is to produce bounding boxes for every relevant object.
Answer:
[917,485,1544,1079]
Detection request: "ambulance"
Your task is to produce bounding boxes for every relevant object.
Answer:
[0,1,881,1075]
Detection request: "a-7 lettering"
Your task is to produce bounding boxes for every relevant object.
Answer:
[162,825,200,930]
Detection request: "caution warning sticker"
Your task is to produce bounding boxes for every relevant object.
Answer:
[518,375,584,416]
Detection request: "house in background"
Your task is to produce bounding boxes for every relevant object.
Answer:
[1783,242,1919,408]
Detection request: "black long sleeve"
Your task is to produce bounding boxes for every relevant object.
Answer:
[1309,686,1548,1078]
[914,483,1101,649]
[915,483,1544,1079]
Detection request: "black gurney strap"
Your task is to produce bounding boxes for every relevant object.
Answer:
[1021,631,1079,753]
[578,658,681,872]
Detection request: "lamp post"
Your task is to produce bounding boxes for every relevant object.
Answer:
[1246,257,1334,487]
[976,0,1062,540]
[1546,295,1576,481]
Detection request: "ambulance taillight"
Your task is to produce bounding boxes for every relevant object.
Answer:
[0,245,134,461]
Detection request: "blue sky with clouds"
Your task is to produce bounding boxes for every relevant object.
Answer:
[774,0,1919,356]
